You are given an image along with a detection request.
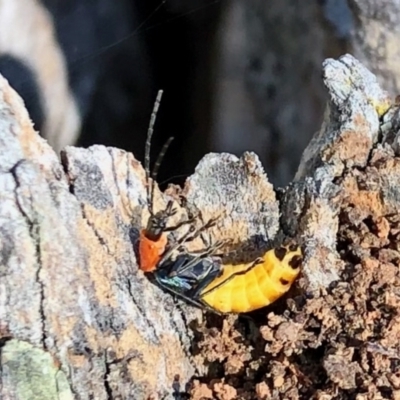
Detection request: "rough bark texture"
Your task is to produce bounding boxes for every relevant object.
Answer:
[0,73,198,399]
[0,71,279,399]
[2,53,400,399]
[191,55,399,399]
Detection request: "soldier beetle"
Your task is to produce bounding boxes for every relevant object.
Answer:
[140,94,302,313]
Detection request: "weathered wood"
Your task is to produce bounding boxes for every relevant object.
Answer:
[190,54,400,398]
[0,73,197,399]
[0,72,279,399]
[286,54,391,293]
[3,53,400,398]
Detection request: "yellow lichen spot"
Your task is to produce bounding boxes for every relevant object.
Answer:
[368,97,391,117]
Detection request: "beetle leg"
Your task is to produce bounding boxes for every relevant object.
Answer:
[158,225,197,266]
[165,217,219,251]
[163,217,194,233]
[182,217,219,243]
[186,238,225,256]
[164,200,177,217]
[198,300,225,315]
[170,241,225,277]
[158,217,220,264]
[200,232,209,247]
[198,230,213,248]
[196,234,233,257]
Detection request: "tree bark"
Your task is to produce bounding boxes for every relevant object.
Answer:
[2,53,400,398]
[0,72,279,399]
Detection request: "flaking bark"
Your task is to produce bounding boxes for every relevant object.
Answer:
[2,53,400,399]
[0,72,279,399]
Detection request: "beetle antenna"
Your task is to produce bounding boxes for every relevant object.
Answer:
[150,136,174,215]
[145,90,163,216]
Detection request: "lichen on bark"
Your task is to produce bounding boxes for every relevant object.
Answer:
[2,53,400,399]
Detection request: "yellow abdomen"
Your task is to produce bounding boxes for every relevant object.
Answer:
[201,245,302,313]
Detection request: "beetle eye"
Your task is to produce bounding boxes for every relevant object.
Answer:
[280,278,289,285]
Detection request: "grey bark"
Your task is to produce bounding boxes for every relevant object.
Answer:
[0,73,279,399]
[1,53,399,398]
